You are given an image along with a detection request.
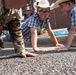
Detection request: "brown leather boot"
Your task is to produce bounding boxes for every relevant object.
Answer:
[0,42,4,48]
[0,26,4,48]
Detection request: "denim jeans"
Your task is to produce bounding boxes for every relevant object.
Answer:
[5,33,11,42]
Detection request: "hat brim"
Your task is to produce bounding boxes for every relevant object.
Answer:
[50,0,69,10]
[50,3,59,10]
[55,0,69,5]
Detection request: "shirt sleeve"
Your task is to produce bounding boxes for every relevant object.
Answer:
[71,9,76,26]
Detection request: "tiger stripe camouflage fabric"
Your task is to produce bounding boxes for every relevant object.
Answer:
[0,0,25,53]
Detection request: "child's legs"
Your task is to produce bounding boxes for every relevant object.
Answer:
[5,33,11,42]
[0,26,3,35]
[0,25,4,48]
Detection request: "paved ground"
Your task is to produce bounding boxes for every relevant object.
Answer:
[0,30,76,75]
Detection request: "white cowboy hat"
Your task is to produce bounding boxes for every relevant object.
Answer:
[33,0,50,12]
[50,0,69,10]
[55,0,70,5]
[37,0,50,8]
[50,0,75,10]
[50,3,59,10]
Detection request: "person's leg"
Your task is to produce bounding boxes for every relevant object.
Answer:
[5,33,11,42]
[0,33,11,43]
[7,19,37,57]
[0,26,4,48]
[0,26,3,35]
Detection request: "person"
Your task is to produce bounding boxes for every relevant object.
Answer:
[54,0,76,51]
[0,0,37,57]
[0,0,64,52]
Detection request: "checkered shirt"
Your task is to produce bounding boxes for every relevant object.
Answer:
[21,13,51,42]
[71,4,76,26]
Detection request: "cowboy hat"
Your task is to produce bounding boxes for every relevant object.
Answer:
[33,0,50,11]
[50,3,59,10]
[50,0,75,10]
[55,0,72,5]
[50,0,70,10]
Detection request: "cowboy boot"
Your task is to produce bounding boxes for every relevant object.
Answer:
[0,26,4,48]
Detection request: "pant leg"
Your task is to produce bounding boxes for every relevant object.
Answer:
[7,19,25,53]
[0,26,3,36]
[5,33,11,42]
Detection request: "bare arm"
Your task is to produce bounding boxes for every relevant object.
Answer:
[30,28,47,52]
[46,29,59,45]
[30,28,38,51]
[66,26,76,49]
[56,26,76,51]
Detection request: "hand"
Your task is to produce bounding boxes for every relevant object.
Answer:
[56,47,68,51]
[20,52,38,57]
[70,44,76,47]
[34,48,47,52]
[56,43,65,47]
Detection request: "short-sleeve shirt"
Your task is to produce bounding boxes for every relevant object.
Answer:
[71,4,76,26]
[22,13,51,42]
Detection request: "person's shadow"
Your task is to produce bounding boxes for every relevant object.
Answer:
[31,48,76,54]
[0,48,76,60]
[0,48,21,60]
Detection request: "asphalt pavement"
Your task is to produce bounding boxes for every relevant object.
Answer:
[0,31,76,75]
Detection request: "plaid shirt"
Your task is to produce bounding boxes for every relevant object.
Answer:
[21,13,51,42]
[71,4,76,26]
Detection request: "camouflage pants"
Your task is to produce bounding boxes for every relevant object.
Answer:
[6,19,25,53]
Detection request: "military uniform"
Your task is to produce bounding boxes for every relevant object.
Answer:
[0,0,25,53]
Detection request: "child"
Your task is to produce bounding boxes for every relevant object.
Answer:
[54,0,76,50]
[0,0,64,52]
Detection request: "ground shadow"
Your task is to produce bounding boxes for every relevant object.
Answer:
[0,54,23,60]
[32,49,76,54]
[0,49,19,60]
[0,49,15,56]
[0,49,76,60]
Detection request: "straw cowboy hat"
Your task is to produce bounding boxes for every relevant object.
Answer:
[50,0,76,10]
[50,0,70,10]
[33,0,50,12]
[50,3,59,10]
[55,0,72,5]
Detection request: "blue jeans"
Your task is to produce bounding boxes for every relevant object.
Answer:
[5,34,11,42]
[67,26,71,32]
